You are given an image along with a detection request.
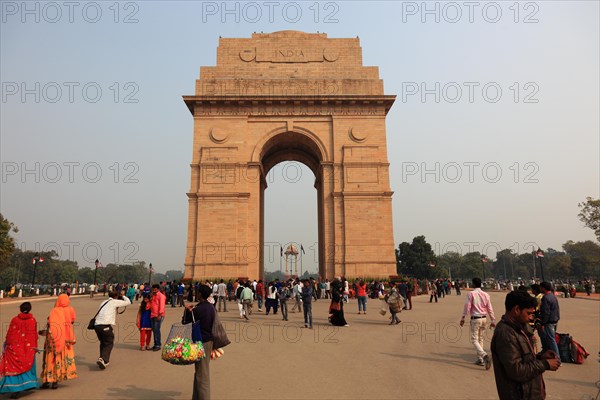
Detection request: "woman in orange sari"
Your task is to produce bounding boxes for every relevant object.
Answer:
[40,294,77,389]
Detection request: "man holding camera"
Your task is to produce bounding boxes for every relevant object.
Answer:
[93,291,131,369]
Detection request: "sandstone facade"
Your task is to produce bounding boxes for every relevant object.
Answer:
[183,31,396,280]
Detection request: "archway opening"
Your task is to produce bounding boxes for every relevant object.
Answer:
[259,131,325,279]
[263,161,318,278]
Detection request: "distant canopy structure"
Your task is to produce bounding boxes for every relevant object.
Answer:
[284,244,299,277]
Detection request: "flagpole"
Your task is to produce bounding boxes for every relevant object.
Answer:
[300,247,303,277]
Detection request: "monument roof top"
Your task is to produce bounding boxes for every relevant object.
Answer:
[251,30,328,39]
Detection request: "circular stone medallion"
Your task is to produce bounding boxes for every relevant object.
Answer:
[239,49,256,62]
[323,48,339,62]
[209,128,229,144]
[349,127,368,143]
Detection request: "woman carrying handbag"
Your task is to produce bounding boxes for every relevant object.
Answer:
[183,285,215,400]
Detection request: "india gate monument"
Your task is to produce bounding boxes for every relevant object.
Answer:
[183,31,397,281]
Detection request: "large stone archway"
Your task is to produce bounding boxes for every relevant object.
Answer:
[183,31,396,281]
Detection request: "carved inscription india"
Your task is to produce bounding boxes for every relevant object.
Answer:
[239,48,339,63]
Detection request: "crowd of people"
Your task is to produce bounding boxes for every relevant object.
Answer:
[196,277,353,329]
[0,274,585,400]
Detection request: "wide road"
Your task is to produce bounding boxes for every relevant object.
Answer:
[1,291,598,399]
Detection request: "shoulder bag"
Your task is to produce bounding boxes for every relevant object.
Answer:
[87,299,111,330]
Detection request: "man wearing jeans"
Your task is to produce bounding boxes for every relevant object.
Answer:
[255,280,264,312]
[356,280,367,314]
[150,284,166,351]
[301,279,314,329]
[539,281,560,356]
[460,277,496,369]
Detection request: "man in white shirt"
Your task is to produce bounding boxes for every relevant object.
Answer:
[94,290,131,369]
[291,280,303,313]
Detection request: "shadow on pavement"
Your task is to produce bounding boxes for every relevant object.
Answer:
[380,351,482,371]
[106,385,181,399]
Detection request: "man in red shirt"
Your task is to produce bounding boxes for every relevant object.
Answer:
[256,280,264,312]
[356,280,367,314]
[150,284,166,351]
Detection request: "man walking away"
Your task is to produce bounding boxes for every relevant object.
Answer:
[455,279,461,295]
[240,282,253,321]
[217,280,227,312]
[460,277,496,369]
[177,282,185,307]
[255,280,264,312]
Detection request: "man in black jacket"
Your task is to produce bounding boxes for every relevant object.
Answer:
[491,291,560,399]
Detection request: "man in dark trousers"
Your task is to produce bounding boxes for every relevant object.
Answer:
[397,280,408,310]
[94,291,131,369]
[491,290,560,399]
[301,279,314,329]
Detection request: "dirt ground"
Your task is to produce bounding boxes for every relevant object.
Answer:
[1,291,598,400]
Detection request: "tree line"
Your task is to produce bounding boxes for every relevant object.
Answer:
[395,236,599,281]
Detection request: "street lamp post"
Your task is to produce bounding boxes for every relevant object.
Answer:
[428,261,436,278]
[480,256,489,283]
[536,248,545,281]
[148,263,153,284]
[31,253,44,289]
[94,259,102,286]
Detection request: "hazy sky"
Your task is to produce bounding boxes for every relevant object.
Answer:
[1,1,598,274]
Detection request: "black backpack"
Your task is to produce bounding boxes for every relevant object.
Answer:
[556,333,574,363]
[236,286,244,300]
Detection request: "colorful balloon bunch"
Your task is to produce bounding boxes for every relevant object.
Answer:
[161,336,205,365]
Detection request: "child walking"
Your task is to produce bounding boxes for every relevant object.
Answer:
[136,295,152,350]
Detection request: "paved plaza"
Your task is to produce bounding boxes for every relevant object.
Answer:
[1,291,598,399]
